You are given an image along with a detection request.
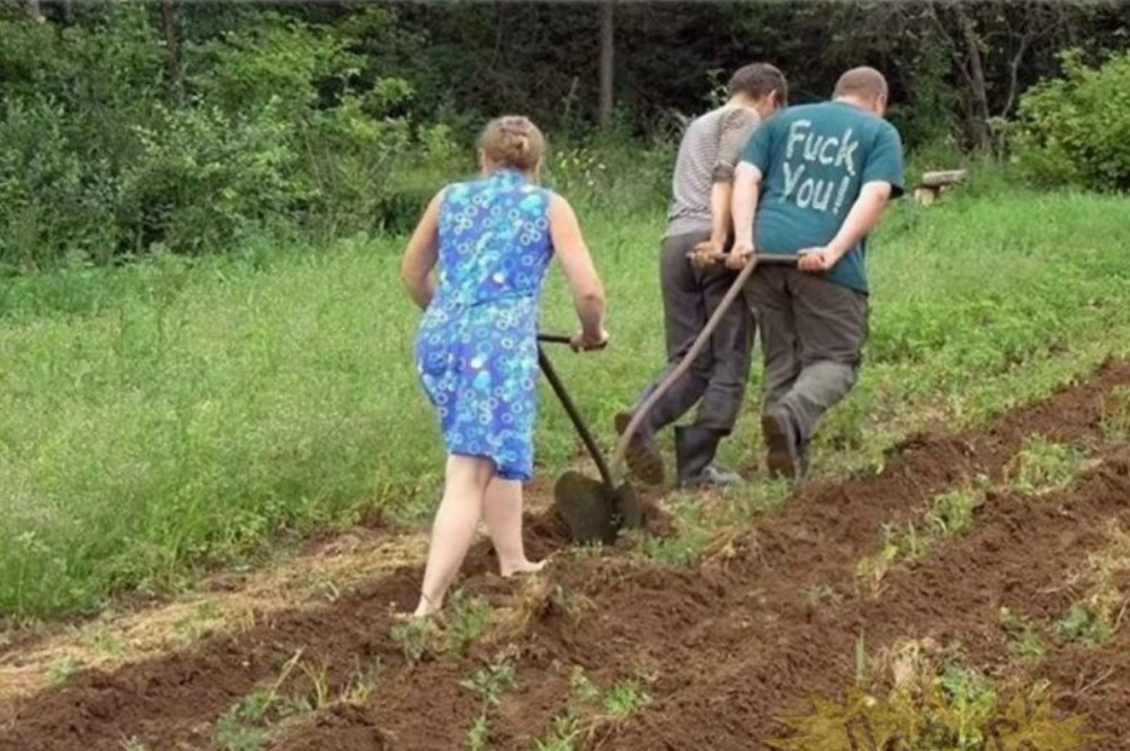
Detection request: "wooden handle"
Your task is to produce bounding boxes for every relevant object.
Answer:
[611,253,797,477]
[537,345,616,488]
[685,251,802,267]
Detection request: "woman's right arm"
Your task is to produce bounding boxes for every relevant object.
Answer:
[548,193,607,350]
[399,189,445,311]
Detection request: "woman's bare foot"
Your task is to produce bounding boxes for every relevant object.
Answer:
[499,558,547,578]
[410,591,442,618]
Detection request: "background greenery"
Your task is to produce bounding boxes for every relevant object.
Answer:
[2,2,1130,269]
[2,2,1130,618]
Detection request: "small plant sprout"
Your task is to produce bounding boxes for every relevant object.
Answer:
[460,657,518,751]
[1007,436,1083,495]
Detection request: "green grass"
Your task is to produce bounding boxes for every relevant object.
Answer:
[212,648,310,751]
[637,497,713,568]
[3,183,1130,617]
[1052,605,1117,647]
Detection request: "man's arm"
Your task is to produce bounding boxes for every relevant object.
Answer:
[691,109,758,268]
[709,109,758,248]
[708,181,734,249]
[690,180,737,269]
[727,161,762,269]
[798,122,904,273]
[796,181,891,272]
[726,115,774,269]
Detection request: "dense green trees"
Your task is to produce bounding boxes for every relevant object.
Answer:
[1,1,1128,268]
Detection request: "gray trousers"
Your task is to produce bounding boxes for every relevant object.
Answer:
[633,231,755,435]
[744,265,869,447]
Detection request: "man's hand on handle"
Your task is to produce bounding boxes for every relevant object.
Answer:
[796,246,844,274]
[726,241,754,270]
[688,241,724,270]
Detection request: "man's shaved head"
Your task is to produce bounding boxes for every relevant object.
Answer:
[833,67,889,101]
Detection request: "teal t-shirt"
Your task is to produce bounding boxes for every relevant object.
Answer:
[740,101,905,294]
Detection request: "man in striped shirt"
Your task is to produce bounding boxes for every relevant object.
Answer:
[616,63,788,488]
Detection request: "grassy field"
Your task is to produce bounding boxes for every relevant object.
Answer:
[2,172,1130,619]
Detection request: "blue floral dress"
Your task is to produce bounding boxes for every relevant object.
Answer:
[415,169,554,482]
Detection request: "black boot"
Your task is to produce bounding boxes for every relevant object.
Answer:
[674,426,742,488]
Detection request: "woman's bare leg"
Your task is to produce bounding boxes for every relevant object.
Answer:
[483,478,544,576]
[413,455,495,617]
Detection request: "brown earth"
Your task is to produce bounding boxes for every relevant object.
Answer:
[1040,609,1130,750]
[2,360,1130,751]
[596,444,1130,750]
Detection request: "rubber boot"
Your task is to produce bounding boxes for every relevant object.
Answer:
[762,406,808,487]
[674,426,741,488]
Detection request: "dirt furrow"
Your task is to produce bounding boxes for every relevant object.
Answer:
[3,360,1129,751]
[1038,612,1130,750]
[0,507,578,751]
[259,361,1130,750]
[600,452,1130,750]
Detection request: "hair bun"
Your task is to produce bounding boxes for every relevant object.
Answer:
[479,115,545,173]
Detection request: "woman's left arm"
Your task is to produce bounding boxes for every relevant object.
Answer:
[400,190,445,310]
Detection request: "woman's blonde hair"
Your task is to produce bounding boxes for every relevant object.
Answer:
[478,115,545,174]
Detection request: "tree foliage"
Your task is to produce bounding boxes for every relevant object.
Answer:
[0,1,1128,268]
[1010,50,1130,191]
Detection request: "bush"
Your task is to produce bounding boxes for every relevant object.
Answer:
[0,4,161,268]
[1008,50,1130,191]
[0,6,440,265]
[0,97,122,269]
[299,92,414,236]
[120,103,302,254]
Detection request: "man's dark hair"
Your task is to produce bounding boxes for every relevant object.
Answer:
[729,63,788,107]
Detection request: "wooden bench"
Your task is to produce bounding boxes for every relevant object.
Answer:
[913,169,968,205]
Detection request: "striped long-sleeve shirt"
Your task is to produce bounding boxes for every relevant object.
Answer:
[664,104,760,240]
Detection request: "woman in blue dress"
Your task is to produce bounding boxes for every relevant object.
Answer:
[400,116,608,617]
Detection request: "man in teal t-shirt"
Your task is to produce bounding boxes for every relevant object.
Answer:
[729,66,905,483]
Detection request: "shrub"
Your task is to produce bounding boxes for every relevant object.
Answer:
[1009,49,1130,191]
[0,97,122,269]
[120,103,302,254]
[0,6,440,265]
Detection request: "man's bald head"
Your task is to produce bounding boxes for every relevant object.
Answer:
[833,67,889,115]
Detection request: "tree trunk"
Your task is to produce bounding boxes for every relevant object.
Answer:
[24,0,43,22]
[598,0,614,128]
[956,7,993,151]
[1000,3,1065,122]
[161,0,183,107]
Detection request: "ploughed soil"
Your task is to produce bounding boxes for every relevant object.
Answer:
[3,360,1130,751]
